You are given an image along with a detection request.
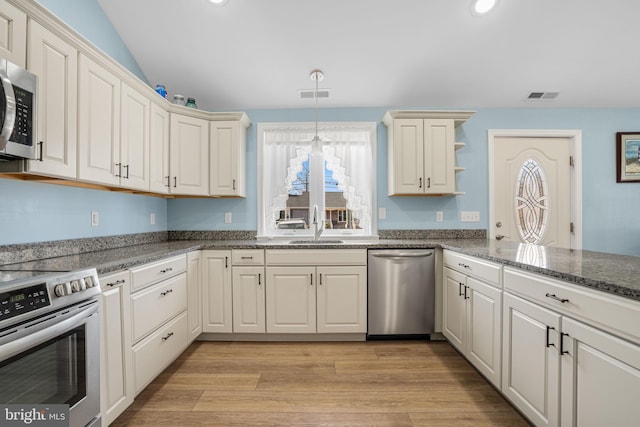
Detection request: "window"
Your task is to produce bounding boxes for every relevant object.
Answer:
[257,122,376,239]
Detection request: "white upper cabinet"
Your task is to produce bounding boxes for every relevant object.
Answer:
[78,54,121,186]
[383,110,474,196]
[26,19,77,178]
[149,103,170,193]
[0,1,26,67]
[209,115,249,197]
[170,113,209,196]
[119,82,150,191]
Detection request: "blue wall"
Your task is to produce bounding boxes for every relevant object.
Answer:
[4,1,637,257]
[0,180,167,245]
[35,0,148,83]
[167,107,640,256]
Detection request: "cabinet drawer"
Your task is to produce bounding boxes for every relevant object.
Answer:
[443,250,501,287]
[132,311,188,394]
[130,255,186,291]
[131,273,187,342]
[504,267,640,344]
[232,249,264,265]
[266,249,367,266]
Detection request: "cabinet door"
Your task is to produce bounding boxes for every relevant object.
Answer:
[390,118,424,194]
[169,113,209,195]
[232,266,265,333]
[466,277,502,387]
[210,120,245,197]
[316,266,367,333]
[99,271,133,426]
[442,267,466,352]
[423,119,455,194]
[187,251,202,342]
[0,1,26,67]
[26,21,77,178]
[120,83,149,190]
[149,103,170,193]
[201,250,232,333]
[560,317,640,427]
[266,266,315,333]
[502,292,560,427]
[78,55,120,185]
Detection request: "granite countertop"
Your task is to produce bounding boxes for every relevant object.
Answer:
[1,238,639,302]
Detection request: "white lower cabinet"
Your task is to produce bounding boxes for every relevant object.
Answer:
[265,250,367,335]
[232,266,266,333]
[560,317,640,427]
[187,251,202,342]
[502,292,561,427]
[129,255,189,394]
[502,267,640,427]
[201,250,232,333]
[442,251,502,387]
[99,271,132,427]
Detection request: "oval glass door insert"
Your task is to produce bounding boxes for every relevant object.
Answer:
[515,159,549,244]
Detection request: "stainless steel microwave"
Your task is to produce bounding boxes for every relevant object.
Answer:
[0,57,38,161]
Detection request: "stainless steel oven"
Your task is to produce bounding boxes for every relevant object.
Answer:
[0,269,101,427]
[0,57,38,160]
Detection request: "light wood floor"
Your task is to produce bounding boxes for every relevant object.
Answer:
[112,340,531,426]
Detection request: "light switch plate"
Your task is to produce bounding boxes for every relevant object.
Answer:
[378,207,386,219]
[224,212,232,224]
[436,211,443,222]
[461,211,480,222]
[91,211,99,227]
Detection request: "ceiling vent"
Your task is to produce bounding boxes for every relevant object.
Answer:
[526,91,559,100]
[299,89,330,100]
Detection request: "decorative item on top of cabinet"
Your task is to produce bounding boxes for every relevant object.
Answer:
[0,1,26,67]
[383,110,474,196]
[442,250,502,387]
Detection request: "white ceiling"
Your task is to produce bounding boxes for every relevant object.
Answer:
[97,0,640,111]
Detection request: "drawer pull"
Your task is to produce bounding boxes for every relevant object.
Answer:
[458,263,471,269]
[459,282,464,297]
[160,289,174,296]
[241,256,254,260]
[106,279,125,287]
[161,332,174,341]
[160,267,173,274]
[463,285,469,300]
[545,326,556,348]
[545,293,569,303]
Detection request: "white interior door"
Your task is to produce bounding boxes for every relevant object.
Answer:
[491,132,579,248]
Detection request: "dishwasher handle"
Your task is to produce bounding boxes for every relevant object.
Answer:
[371,252,433,258]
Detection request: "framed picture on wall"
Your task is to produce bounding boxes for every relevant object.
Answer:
[616,132,640,183]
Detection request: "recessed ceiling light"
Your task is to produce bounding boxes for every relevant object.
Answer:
[208,0,229,5]
[471,0,497,15]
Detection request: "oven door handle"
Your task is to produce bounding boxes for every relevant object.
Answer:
[0,302,98,362]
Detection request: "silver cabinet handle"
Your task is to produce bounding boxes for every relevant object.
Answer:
[165,176,170,187]
[241,256,253,260]
[427,177,431,188]
[546,326,556,348]
[418,177,422,188]
[258,273,261,286]
[372,253,433,258]
[115,163,122,177]
[233,179,236,190]
[0,67,16,151]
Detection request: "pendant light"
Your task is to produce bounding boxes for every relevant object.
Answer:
[310,69,324,143]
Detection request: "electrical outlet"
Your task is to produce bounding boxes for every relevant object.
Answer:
[378,207,386,219]
[436,211,443,222]
[461,211,480,222]
[224,212,232,224]
[91,211,99,227]
[150,213,156,225]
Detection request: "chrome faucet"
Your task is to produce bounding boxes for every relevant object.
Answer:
[312,204,324,240]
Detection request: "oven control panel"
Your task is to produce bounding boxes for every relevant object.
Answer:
[0,283,51,322]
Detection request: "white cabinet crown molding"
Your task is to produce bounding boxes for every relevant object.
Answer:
[382,110,475,127]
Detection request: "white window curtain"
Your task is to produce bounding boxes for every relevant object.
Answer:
[259,122,376,238]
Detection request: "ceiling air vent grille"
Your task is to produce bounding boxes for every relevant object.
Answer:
[527,91,559,100]
[299,89,330,99]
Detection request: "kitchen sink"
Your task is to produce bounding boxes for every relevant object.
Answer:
[288,240,345,244]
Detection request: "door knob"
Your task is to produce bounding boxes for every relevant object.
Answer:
[496,221,502,228]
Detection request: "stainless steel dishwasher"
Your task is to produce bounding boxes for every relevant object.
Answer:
[367,249,435,337]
